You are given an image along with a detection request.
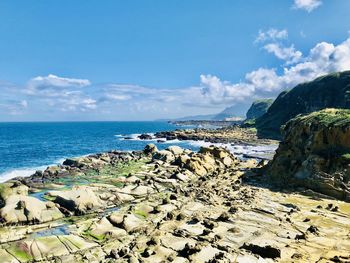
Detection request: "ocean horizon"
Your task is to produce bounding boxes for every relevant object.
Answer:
[0,121,277,183]
[0,121,192,182]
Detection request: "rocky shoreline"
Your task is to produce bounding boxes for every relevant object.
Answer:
[0,139,349,262]
[136,126,277,145]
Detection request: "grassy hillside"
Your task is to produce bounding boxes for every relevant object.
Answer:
[256,71,350,139]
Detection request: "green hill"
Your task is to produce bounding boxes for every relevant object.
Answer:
[246,99,274,120]
[256,71,350,139]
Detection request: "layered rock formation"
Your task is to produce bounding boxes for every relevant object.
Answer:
[256,71,350,139]
[265,108,350,201]
[0,142,350,261]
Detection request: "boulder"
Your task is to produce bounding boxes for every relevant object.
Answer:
[86,217,127,240]
[152,150,175,163]
[184,158,207,176]
[48,186,103,214]
[0,181,29,203]
[0,195,63,224]
[167,146,184,156]
[112,213,145,233]
[199,146,236,167]
[144,144,158,155]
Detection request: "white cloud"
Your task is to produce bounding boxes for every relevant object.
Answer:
[25,74,96,112]
[97,36,350,111]
[28,74,90,91]
[105,94,132,101]
[2,35,350,120]
[293,0,322,12]
[199,75,255,105]
[19,100,28,108]
[255,28,288,43]
[256,29,303,65]
[263,43,303,64]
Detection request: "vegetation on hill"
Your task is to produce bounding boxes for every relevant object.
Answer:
[246,99,274,120]
[256,71,350,139]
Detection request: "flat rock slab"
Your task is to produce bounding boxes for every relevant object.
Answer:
[6,235,98,262]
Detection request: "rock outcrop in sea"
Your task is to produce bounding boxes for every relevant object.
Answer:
[265,108,350,201]
[256,71,350,139]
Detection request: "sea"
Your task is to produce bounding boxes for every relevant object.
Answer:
[0,121,277,182]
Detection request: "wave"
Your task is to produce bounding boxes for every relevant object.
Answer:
[0,158,66,183]
[117,133,157,141]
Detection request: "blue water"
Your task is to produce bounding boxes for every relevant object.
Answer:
[0,121,196,181]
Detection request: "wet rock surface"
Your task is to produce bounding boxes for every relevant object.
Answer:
[0,143,349,262]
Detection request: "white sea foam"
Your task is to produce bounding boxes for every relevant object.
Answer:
[188,140,278,159]
[117,133,157,141]
[0,158,66,183]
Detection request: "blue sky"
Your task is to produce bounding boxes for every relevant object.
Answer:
[1,0,350,121]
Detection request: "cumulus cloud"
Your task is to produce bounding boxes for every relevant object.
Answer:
[250,37,350,92]
[293,0,322,12]
[189,37,350,105]
[199,75,255,105]
[2,35,350,120]
[97,36,350,112]
[263,43,303,64]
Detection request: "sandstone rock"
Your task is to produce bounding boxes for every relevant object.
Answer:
[0,248,20,262]
[266,109,350,201]
[167,146,184,156]
[48,185,103,214]
[87,217,127,240]
[0,195,63,224]
[174,154,191,167]
[184,158,207,176]
[0,181,29,202]
[153,150,175,163]
[7,235,97,261]
[144,144,158,155]
[120,214,145,233]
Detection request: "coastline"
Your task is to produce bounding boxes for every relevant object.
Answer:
[0,141,349,262]
[0,131,278,184]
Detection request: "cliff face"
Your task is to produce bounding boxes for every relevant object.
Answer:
[265,109,350,201]
[256,71,350,139]
[246,99,274,120]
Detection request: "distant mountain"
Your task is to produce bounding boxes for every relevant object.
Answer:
[212,105,240,120]
[256,71,350,139]
[163,105,244,122]
[168,114,216,121]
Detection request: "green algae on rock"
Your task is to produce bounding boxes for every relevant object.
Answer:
[265,108,350,201]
